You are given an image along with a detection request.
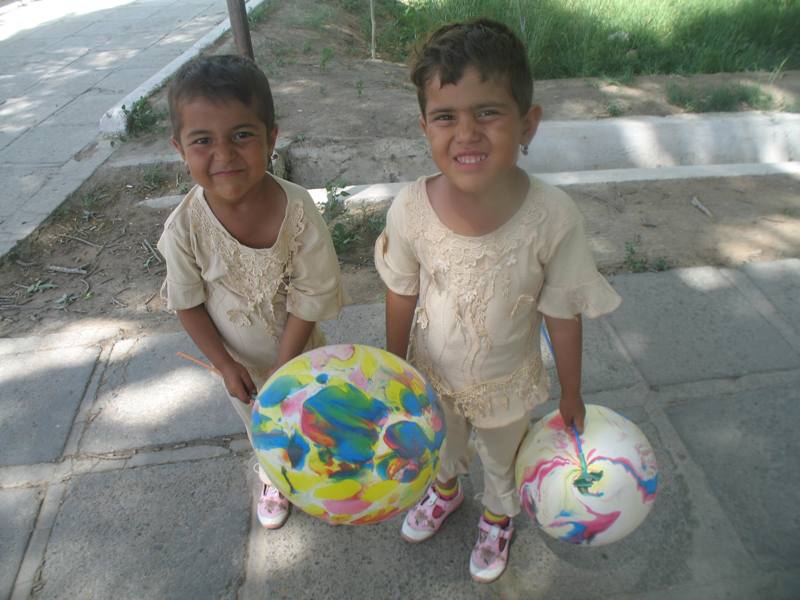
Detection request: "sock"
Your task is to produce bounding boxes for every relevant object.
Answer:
[483,508,511,528]
[434,479,458,500]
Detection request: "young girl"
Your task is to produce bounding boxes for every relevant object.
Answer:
[157,55,344,530]
[374,20,621,582]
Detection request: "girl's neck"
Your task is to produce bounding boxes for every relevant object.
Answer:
[204,175,287,249]
[430,168,530,237]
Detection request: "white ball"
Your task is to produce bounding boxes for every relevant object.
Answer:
[516,404,658,545]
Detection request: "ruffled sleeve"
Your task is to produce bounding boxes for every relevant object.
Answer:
[285,193,345,322]
[373,187,420,296]
[537,203,621,319]
[156,205,205,311]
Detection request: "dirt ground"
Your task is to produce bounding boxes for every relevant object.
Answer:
[1,0,799,338]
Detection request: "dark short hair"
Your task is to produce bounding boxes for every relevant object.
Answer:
[168,54,275,136]
[410,19,533,116]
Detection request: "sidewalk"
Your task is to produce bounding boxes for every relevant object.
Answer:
[0,0,230,257]
[2,260,799,599]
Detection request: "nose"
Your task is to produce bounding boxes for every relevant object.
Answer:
[215,138,236,162]
[455,115,479,143]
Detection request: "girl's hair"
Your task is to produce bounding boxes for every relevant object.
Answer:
[410,19,533,116]
[168,55,275,136]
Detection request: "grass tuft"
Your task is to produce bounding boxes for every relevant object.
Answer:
[667,82,774,112]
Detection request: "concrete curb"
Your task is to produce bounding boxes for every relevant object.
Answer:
[303,160,800,206]
[524,112,800,173]
[98,0,271,135]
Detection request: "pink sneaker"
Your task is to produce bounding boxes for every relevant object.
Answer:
[257,484,289,529]
[469,517,514,583]
[400,484,464,542]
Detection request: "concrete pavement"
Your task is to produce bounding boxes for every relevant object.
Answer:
[0,0,232,258]
[2,259,799,599]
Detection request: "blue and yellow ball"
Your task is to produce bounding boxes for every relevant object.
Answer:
[252,344,445,525]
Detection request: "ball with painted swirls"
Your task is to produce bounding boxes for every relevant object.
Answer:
[252,344,445,525]
[515,404,658,545]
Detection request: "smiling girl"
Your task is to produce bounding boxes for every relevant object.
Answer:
[374,20,621,582]
[157,55,344,531]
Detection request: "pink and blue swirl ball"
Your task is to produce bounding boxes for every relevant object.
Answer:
[515,404,658,546]
[252,344,445,525]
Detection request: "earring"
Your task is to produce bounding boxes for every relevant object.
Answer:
[521,144,529,156]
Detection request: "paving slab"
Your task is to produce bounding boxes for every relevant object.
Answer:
[0,487,41,600]
[0,123,98,166]
[543,314,642,398]
[0,94,74,132]
[665,383,800,572]
[319,302,385,348]
[36,456,249,600]
[243,406,745,599]
[78,332,245,454]
[0,345,99,466]
[605,267,800,386]
[742,259,800,334]
[0,165,57,214]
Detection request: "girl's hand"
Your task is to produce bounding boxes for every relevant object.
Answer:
[560,393,586,434]
[220,361,257,404]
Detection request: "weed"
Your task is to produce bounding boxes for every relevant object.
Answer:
[330,222,360,254]
[652,257,670,272]
[624,241,649,273]
[177,182,191,195]
[247,0,272,25]
[322,182,350,223]
[356,80,364,97]
[667,82,774,112]
[81,190,107,210]
[122,97,164,137]
[25,280,57,295]
[293,133,307,143]
[607,102,624,117]
[55,293,78,308]
[289,4,333,30]
[142,165,168,192]
[320,47,334,69]
[319,85,327,96]
[302,40,313,54]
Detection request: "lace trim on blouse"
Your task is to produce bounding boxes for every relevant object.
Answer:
[189,194,305,335]
[411,345,548,421]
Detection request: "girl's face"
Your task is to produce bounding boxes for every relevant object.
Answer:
[420,66,541,199]
[171,96,277,207]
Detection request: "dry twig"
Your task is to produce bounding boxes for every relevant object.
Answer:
[47,265,89,275]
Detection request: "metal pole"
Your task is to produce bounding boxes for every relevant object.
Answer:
[227,0,254,59]
[370,0,376,60]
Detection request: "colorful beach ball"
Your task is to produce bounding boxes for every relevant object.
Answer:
[252,344,445,525]
[515,404,658,546]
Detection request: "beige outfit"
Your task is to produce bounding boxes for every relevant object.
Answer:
[374,175,621,515]
[157,175,345,438]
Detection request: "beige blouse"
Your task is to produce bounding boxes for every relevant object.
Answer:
[157,175,344,386]
[374,175,621,428]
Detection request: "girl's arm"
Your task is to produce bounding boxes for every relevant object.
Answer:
[275,313,316,369]
[386,289,418,358]
[544,314,585,433]
[177,305,256,403]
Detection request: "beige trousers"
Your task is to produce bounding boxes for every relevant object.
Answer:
[436,395,531,517]
[227,384,271,485]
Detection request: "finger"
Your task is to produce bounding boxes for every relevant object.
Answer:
[560,408,573,430]
[243,373,257,400]
[574,412,585,434]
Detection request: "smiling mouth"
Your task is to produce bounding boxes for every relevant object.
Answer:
[212,169,243,176]
[454,154,487,165]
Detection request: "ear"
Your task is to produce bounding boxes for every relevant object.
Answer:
[521,104,543,146]
[170,136,186,161]
[266,125,279,154]
[419,114,428,137]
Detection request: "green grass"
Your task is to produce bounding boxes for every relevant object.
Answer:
[363,0,800,79]
[667,82,775,112]
[121,97,164,137]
